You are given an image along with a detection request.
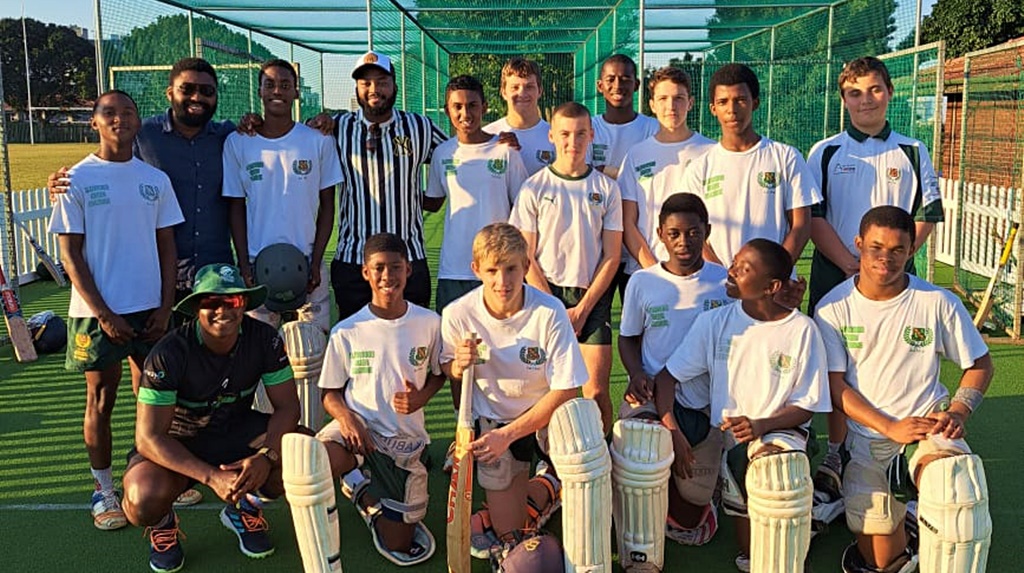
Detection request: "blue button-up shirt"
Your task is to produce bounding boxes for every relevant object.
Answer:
[134,110,236,282]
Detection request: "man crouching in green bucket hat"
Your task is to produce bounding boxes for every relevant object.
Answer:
[121,263,302,572]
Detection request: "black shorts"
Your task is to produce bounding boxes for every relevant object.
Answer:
[549,283,614,345]
[331,258,431,321]
[127,409,270,472]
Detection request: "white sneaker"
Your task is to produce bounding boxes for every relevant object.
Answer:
[735,552,751,572]
[91,489,127,531]
[172,487,202,507]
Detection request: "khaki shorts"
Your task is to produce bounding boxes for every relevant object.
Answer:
[249,260,332,333]
[474,416,548,491]
[317,417,429,524]
[65,309,158,371]
[720,428,809,517]
[619,400,723,506]
[843,430,970,535]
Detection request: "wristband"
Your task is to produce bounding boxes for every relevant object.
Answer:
[951,387,984,413]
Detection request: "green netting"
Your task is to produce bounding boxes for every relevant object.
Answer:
[949,42,1024,336]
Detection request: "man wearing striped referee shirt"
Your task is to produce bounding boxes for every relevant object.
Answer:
[314,52,449,320]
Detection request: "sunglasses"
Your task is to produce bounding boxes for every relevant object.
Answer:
[197,294,246,311]
[366,123,382,153]
[176,83,217,97]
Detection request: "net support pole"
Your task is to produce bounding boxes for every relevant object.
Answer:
[638,0,645,108]
[366,0,373,51]
[400,16,407,108]
[925,41,946,283]
[953,54,971,294]
[420,33,426,116]
[93,0,106,93]
[822,5,834,140]
[1015,80,1024,339]
[248,30,254,111]
[188,10,195,57]
[731,40,735,62]
[767,26,775,139]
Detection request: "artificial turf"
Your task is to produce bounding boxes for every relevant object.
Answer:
[1,212,1020,572]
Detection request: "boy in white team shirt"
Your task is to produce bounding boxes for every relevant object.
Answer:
[681,63,820,272]
[316,232,446,566]
[484,57,555,175]
[619,193,730,546]
[588,54,659,180]
[442,223,586,561]
[50,89,183,530]
[425,74,528,311]
[620,66,715,280]
[223,59,343,332]
[814,206,993,573]
[655,238,831,571]
[509,101,623,435]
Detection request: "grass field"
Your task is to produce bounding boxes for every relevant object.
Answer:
[1,144,1020,571]
[5,143,96,191]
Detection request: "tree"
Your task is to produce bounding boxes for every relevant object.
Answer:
[921,0,1024,58]
[0,18,97,110]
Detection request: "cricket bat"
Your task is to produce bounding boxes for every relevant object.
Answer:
[446,332,477,573]
[974,222,1019,329]
[15,220,67,287]
[0,263,38,362]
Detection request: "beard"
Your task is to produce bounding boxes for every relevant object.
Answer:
[357,91,396,116]
[172,98,217,128]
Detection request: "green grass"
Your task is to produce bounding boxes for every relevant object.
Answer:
[6,142,96,192]
[1,212,1021,572]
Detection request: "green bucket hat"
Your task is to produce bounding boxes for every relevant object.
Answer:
[174,264,267,316]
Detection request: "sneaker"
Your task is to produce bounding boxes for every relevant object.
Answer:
[147,513,185,573]
[91,488,127,531]
[470,508,501,559]
[735,551,751,572]
[665,503,718,546]
[812,451,845,534]
[442,441,457,474]
[172,488,202,507]
[220,497,275,558]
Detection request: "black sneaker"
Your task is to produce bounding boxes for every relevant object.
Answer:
[147,513,184,573]
[220,497,275,558]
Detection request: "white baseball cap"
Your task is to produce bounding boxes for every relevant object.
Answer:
[352,51,394,79]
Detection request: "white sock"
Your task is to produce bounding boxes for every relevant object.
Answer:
[91,467,114,493]
[827,442,841,456]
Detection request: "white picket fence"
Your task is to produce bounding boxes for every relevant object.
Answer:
[1,188,61,284]
[934,177,1021,283]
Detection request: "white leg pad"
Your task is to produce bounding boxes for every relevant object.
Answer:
[282,433,342,573]
[611,419,674,572]
[917,454,991,573]
[746,452,813,573]
[548,398,613,573]
[282,321,328,431]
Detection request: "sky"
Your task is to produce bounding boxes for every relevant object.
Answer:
[0,0,94,29]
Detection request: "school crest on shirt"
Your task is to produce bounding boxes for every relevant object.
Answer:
[246,161,264,182]
[408,346,428,367]
[392,136,413,156]
[887,167,901,183]
[138,184,160,203]
[536,149,554,165]
[902,326,933,349]
[587,191,604,206]
[769,351,795,373]
[292,159,313,176]
[519,346,547,367]
[487,158,507,175]
[703,299,728,311]
[757,171,778,192]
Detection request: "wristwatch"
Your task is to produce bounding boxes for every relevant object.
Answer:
[257,446,280,464]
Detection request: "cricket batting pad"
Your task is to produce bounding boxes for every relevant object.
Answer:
[746,451,813,573]
[917,454,991,573]
[611,419,674,572]
[282,433,342,573]
[282,321,328,431]
[548,398,613,573]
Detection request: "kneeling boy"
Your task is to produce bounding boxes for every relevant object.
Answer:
[316,232,447,566]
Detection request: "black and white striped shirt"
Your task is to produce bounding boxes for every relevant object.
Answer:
[333,109,448,263]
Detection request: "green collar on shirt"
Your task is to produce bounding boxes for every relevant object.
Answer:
[846,121,892,143]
